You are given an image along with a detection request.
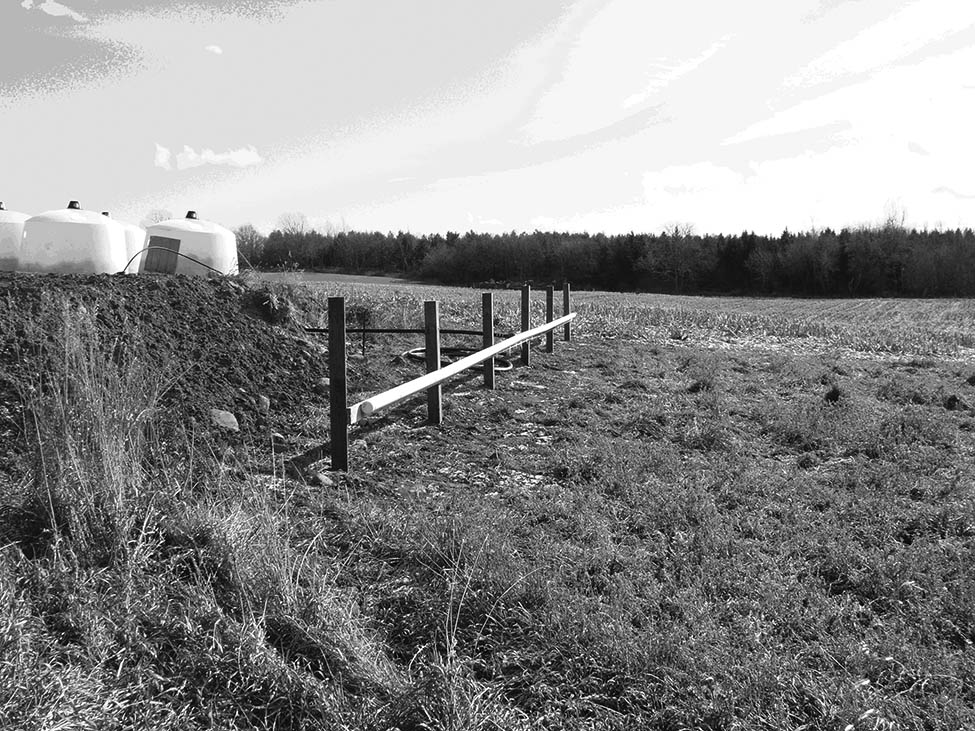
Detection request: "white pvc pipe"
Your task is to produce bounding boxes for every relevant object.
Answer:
[353,312,577,421]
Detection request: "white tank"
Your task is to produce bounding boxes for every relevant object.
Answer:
[21,201,127,274]
[139,210,237,276]
[0,202,30,271]
[102,212,146,273]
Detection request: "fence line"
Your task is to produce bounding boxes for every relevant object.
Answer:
[327,283,575,471]
[348,312,576,423]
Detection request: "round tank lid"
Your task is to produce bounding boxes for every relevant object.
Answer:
[186,210,198,220]
[0,202,5,211]
[102,211,111,217]
[67,200,81,210]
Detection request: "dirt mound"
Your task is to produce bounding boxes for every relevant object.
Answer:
[0,272,328,471]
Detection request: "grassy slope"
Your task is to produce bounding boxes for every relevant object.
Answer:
[2,277,974,730]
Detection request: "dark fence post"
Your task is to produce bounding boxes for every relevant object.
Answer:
[545,285,555,353]
[563,282,572,342]
[482,292,495,389]
[424,300,442,425]
[521,283,531,367]
[328,297,348,471]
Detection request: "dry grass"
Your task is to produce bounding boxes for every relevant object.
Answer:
[569,292,975,356]
[1,280,974,729]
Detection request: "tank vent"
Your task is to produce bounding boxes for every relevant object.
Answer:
[67,201,81,210]
[186,210,198,220]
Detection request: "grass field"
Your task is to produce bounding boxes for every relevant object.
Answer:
[2,274,974,729]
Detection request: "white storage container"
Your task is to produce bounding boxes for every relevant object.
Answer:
[102,212,146,273]
[21,201,127,274]
[0,202,30,271]
[140,210,237,276]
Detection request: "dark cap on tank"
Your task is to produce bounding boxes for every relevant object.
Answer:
[186,210,198,220]
[0,202,5,211]
[67,200,81,210]
[101,211,111,217]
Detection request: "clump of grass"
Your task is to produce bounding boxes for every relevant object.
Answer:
[877,374,935,405]
[242,280,298,326]
[678,350,722,393]
[763,396,871,455]
[16,302,164,566]
[824,383,843,403]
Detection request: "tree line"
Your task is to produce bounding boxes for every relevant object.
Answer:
[233,219,975,297]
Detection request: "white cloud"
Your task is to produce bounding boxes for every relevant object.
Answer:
[622,35,733,109]
[724,46,975,173]
[204,45,224,55]
[519,0,744,144]
[639,134,961,234]
[465,212,505,230]
[154,143,172,170]
[175,145,264,170]
[789,0,975,87]
[20,0,87,22]
[155,143,264,171]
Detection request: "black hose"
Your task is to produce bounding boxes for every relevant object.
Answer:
[122,246,228,275]
[399,346,514,371]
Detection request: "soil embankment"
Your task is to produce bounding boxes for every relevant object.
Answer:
[0,272,328,473]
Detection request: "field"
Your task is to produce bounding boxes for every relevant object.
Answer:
[1,272,974,730]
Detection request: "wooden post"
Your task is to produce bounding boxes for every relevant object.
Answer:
[563,281,572,342]
[545,285,554,353]
[482,292,495,389]
[328,297,348,471]
[521,283,531,366]
[424,300,442,425]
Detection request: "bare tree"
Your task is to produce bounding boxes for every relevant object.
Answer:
[140,208,173,228]
[882,200,908,231]
[664,222,695,239]
[233,223,267,268]
[276,212,308,236]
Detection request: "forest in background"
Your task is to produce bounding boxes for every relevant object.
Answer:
[233,215,975,297]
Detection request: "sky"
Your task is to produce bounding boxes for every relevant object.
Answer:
[2,0,974,235]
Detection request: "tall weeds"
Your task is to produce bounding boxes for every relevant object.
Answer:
[20,302,163,566]
[0,297,406,728]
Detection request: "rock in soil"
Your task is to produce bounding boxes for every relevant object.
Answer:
[210,408,240,431]
[308,471,335,487]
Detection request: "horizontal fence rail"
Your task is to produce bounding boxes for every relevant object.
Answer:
[348,312,576,424]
